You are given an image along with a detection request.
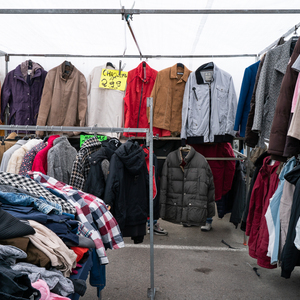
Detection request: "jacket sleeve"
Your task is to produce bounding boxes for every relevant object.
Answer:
[234,67,251,132]
[180,76,191,140]
[74,74,87,135]
[36,73,54,136]
[252,52,271,133]
[1,73,12,123]
[103,154,119,211]
[159,157,168,218]
[226,76,238,136]
[69,156,85,190]
[147,73,159,122]
[206,163,215,218]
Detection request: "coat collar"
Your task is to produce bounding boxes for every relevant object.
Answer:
[271,37,293,74]
[170,64,190,83]
[60,61,75,81]
[176,146,196,165]
[195,62,219,85]
[14,64,43,82]
[135,62,155,92]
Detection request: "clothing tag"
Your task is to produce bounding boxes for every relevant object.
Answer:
[27,70,32,76]
[204,72,213,82]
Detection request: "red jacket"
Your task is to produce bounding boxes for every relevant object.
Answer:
[124,62,157,137]
[31,135,60,174]
[192,143,235,201]
[246,156,280,269]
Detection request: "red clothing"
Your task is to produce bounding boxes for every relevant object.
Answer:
[192,143,235,201]
[124,62,158,137]
[246,156,280,269]
[31,135,59,174]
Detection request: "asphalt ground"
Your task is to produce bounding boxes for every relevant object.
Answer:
[81,213,300,300]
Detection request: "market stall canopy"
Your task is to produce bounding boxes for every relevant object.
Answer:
[0,0,300,94]
[0,0,300,56]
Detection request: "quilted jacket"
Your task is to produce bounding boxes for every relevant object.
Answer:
[160,146,215,226]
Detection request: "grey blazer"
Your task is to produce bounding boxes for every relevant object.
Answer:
[252,38,292,147]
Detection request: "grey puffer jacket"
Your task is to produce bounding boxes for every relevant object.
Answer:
[160,146,215,226]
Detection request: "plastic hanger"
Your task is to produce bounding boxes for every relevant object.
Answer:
[177,63,184,75]
[106,62,115,69]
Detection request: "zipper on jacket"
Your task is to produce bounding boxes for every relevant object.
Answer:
[136,66,147,136]
[208,82,212,140]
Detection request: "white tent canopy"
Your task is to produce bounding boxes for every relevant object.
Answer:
[0,0,300,94]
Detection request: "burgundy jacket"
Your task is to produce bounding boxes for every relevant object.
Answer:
[191,143,235,201]
[246,156,280,269]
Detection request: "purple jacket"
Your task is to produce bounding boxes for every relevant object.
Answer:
[1,61,47,125]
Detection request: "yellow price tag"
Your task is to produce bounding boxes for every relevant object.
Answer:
[99,68,128,91]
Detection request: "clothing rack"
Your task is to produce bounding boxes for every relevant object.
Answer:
[0,8,299,299]
[0,97,156,300]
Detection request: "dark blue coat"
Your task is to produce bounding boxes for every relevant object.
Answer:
[234,61,260,137]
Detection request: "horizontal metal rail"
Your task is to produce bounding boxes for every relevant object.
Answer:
[0,9,300,14]
[0,124,149,133]
[1,53,258,58]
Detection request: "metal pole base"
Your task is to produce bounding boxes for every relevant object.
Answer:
[147,287,156,299]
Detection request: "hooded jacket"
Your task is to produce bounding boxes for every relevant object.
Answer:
[124,62,157,137]
[281,164,300,278]
[36,61,87,137]
[160,146,215,226]
[1,60,47,126]
[246,156,280,269]
[84,138,121,199]
[104,140,149,233]
[181,62,237,144]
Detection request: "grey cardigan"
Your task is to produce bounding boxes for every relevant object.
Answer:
[47,136,77,184]
[160,146,215,226]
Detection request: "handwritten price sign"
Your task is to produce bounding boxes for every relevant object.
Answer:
[99,68,128,91]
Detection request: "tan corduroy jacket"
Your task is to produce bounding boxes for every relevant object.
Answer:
[148,64,191,134]
[36,61,87,136]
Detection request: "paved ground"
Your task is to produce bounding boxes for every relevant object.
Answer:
[81,214,300,300]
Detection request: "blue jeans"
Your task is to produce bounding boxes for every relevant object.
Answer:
[206,218,213,224]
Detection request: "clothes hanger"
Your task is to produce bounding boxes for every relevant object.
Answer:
[28,59,33,70]
[177,63,184,75]
[106,62,115,69]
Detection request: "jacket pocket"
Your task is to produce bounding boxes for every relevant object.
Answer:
[186,203,207,224]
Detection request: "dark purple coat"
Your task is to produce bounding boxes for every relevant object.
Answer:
[1,65,47,125]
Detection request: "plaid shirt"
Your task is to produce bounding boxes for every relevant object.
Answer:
[0,172,76,215]
[31,171,124,265]
[69,137,102,190]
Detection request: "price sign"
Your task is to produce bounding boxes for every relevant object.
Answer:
[99,68,128,91]
[80,135,108,147]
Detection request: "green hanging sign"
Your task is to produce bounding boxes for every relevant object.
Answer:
[80,135,108,147]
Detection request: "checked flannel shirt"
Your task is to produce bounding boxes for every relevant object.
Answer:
[69,137,102,190]
[0,172,76,215]
[31,171,124,265]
